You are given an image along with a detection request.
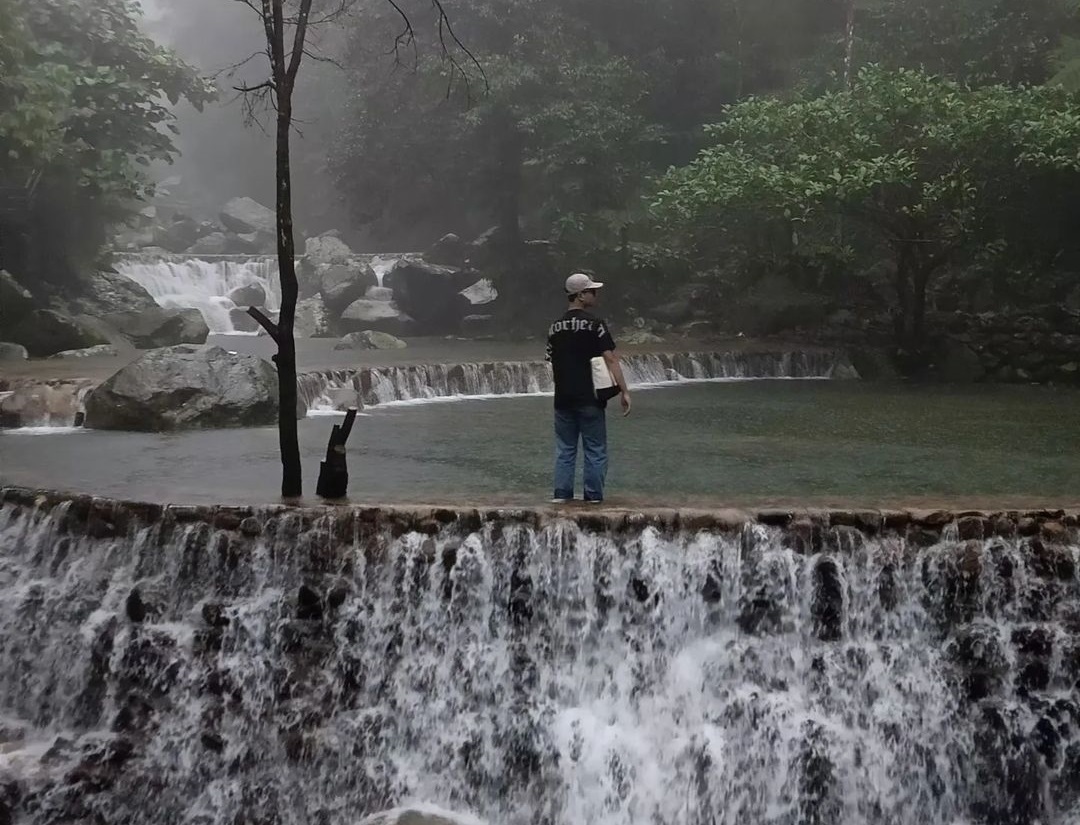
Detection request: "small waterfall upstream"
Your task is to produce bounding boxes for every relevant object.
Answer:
[300,351,853,411]
[114,255,281,334]
[1,491,1078,825]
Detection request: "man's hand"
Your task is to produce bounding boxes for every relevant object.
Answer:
[620,390,632,417]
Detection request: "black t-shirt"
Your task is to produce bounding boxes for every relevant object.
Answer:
[546,309,617,409]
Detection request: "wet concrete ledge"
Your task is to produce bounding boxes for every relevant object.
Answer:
[2,485,1078,550]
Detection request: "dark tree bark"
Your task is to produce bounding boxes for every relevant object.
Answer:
[239,0,313,499]
[237,0,478,498]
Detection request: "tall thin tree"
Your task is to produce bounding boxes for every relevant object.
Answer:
[234,0,480,499]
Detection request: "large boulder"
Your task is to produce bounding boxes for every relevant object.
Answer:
[220,197,276,236]
[320,263,378,316]
[237,230,275,254]
[48,344,120,360]
[63,271,159,317]
[152,216,201,253]
[227,283,268,308]
[295,295,329,338]
[425,232,467,267]
[339,299,414,336]
[185,232,231,256]
[460,278,498,306]
[383,260,475,334]
[229,307,261,333]
[5,310,108,358]
[0,342,28,361]
[333,330,408,351]
[84,345,281,431]
[102,306,209,349]
[0,381,89,428]
[305,234,353,267]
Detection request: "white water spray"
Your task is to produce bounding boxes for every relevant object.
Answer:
[115,255,281,334]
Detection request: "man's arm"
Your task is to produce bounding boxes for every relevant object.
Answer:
[602,349,632,416]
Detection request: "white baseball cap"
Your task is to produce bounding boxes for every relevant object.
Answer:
[565,273,604,294]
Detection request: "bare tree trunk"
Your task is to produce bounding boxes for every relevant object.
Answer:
[241,0,311,499]
[843,0,857,89]
[239,0,476,498]
[274,87,302,499]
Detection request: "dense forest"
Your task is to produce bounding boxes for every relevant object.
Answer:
[2,0,1080,371]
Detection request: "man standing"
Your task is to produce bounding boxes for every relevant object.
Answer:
[546,273,631,504]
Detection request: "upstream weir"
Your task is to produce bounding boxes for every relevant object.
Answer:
[1,488,1078,824]
[1,349,854,428]
[298,350,848,411]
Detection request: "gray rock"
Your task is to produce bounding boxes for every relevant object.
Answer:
[320,264,378,316]
[220,197,276,236]
[0,381,89,428]
[0,342,28,361]
[84,345,282,431]
[341,299,401,323]
[152,217,201,253]
[238,230,276,254]
[48,344,120,359]
[426,232,467,267]
[185,232,231,256]
[229,307,261,333]
[227,283,268,308]
[295,295,328,338]
[383,260,475,333]
[305,234,353,267]
[357,806,488,825]
[64,271,159,317]
[102,307,210,349]
[461,314,494,337]
[5,310,108,357]
[333,330,408,351]
[112,227,156,251]
[460,278,498,306]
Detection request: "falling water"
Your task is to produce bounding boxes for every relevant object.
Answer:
[299,351,853,411]
[0,492,1077,825]
[114,255,281,334]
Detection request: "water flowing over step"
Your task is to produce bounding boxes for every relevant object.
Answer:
[300,350,852,410]
[114,254,281,334]
[1,489,1078,825]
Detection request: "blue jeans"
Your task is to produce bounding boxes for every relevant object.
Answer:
[553,405,608,502]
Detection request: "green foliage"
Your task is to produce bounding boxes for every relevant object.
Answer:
[0,0,214,204]
[330,0,841,248]
[654,67,1080,349]
[656,67,1080,243]
[852,0,1080,86]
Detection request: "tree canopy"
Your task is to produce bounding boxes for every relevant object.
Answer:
[653,67,1080,354]
[0,0,212,284]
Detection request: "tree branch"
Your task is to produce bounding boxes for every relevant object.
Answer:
[247,306,281,343]
[286,0,314,86]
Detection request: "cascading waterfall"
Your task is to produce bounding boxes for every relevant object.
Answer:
[300,351,853,411]
[114,255,281,334]
[1,491,1077,825]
